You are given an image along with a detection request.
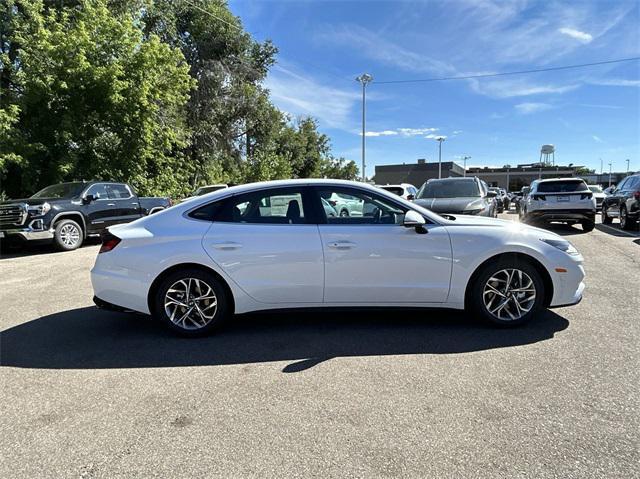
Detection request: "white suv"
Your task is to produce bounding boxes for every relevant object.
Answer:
[520,178,596,232]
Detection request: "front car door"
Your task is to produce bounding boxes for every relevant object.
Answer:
[82,183,114,233]
[313,186,453,304]
[201,186,324,304]
[605,178,627,217]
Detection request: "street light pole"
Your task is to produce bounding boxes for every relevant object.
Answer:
[626,158,630,175]
[462,156,471,177]
[356,73,373,182]
[608,162,612,187]
[436,136,446,179]
[504,164,511,191]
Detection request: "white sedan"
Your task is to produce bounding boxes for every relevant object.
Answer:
[91,179,585,336]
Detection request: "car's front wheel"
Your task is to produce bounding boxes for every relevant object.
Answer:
[153,268,231,337]
[468,259,545,327]
[339,209,349,218]
[53,219,83,251]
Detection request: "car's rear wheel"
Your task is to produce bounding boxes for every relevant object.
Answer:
[581,220,595,232]
[340,209,349,218]
[620,206,634,230]
[53,219,83,251]
[602,205,612,224]
[468,259,545,327]
[153,268,231,337]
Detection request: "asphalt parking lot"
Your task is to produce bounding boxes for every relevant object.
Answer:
[1,212,638,478]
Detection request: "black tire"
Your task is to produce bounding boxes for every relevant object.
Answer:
[153,268,231,337]
[339,209,349,218]
[53,219,83,251]
[620,206,637,230]
[581,220,595,232]
[468,258,546,327]
[601,205,612,224]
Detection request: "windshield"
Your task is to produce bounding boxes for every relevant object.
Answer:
[588,185,603,193]
[538,180,588,193]
[31,182,85,199]
[417,180,480,199]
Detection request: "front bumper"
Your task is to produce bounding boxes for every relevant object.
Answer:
[527,209,595,223]
[0,221,54,241]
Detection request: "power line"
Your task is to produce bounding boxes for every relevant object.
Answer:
[374,57,640,85]
[180,0,243,32]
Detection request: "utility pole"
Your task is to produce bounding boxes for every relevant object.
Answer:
[462,156,471,177]
[608,162,612,187]
[355,73,373,182]
[600,158,603,183]
[436,136,446,179]
[626,158,630,175]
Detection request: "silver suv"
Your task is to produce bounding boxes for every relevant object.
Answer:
[520,178,596,232]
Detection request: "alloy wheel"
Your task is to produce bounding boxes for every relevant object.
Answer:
[60,224,81,247]
[482,268,536,321]
[620,208,627,229]
[164,278,218,330]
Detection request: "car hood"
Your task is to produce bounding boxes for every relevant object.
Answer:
[442,214,565,241]
[414,197,484,213]
[0,197,69,206]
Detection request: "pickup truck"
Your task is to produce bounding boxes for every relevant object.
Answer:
[0,181,171,251]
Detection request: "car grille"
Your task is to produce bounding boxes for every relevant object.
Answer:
[595,197,604,206]
[0,203,27,228]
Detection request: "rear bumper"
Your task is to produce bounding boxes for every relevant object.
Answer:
[527,209,595,223]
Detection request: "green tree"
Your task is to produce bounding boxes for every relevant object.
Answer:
[1,0,194,197]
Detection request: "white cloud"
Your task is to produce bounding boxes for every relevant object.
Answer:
[363,130,398,137]
[514,102,553,114]
[469,78,580,98]
[264,64,359,129]
[587,78,640,87]
[592,135,603,143]
[425,134,447,140]
[558,27,593,43]
[360,127,439,137]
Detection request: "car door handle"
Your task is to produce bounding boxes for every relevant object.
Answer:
[328,241,355,250]
[106,203,116,206]
[211,242,242,250]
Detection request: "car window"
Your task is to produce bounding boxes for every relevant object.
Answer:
[417,180,480,198]
[317,187,407,225]
[215,187,309,224]
[537,181,588,193]
[84,184,109,200]
[106,183,132,199]
[623,177,638,190]
[381,186,404,196]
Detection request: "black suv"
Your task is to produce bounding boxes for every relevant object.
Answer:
[0,181,171,251]
[601,173,640,230]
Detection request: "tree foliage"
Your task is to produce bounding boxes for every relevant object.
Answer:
[0,0,358,198]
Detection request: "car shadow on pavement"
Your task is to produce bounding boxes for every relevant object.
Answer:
[1,307,569,373]
[595,224,640,238]
[0,237,101,260]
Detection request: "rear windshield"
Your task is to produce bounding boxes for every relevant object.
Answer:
[417,180,480,198]
[537,180,588,193]
[381,186,404,196]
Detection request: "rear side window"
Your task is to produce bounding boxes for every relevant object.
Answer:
[215,188,309,224]
[188,201,221,221]
[106,184,132,199]
[537,181,587,193]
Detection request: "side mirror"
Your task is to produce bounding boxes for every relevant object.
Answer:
[407,194,415,201]
[486,191,498,198]
[404,210,428,234]
[83,194,95,204]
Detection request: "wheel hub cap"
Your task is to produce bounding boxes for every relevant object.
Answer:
[483,268,536,321]
[164,278,218,330]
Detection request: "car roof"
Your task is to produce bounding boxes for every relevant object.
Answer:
[427,176,476,182]
[535,177,585,183]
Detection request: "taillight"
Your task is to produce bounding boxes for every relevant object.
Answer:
[580,193,593,200]
[99,231,121,253]
[532,194,546,201]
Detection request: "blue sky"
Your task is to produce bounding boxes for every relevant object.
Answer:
[229,0,640,178]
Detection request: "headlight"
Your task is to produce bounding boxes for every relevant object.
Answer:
[27,202,51,217]
[540,238,579,255]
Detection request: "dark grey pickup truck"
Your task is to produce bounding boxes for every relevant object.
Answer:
[0,181,171,251]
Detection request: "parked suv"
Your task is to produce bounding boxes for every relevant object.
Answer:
[0,181,171,251]
[520,178,596,232]
[601,173,640,230]
[377,183,418,200]
[414,177,498,217]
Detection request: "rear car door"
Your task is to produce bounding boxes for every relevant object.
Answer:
[605,178,627,217]
[201,186,324,304]
[313,186,452,304]
[105,183,142,224]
